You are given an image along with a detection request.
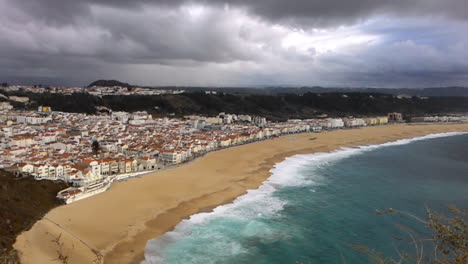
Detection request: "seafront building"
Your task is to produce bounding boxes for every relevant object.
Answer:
[410,115,468,123]
[388,112,403,122]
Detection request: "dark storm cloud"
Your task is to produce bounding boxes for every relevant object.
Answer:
[10,0,468,27]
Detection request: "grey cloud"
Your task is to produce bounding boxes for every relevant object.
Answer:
[312,31,468,87]
[238,0,468,26]
[0,4,266,66]
[1,0,468,87]
[92,6,260,63]
[8,0,468,27]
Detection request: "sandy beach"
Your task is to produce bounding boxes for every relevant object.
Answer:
[13,123,468,264]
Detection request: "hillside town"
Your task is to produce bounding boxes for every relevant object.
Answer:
[1,101,467,203]
[0,84,185,96]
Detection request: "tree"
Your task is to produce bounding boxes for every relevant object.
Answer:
[92,140,100,157]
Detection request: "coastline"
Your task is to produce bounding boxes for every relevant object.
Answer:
[13,123,468,264]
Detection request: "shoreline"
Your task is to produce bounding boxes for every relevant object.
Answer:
[14,123,468,264]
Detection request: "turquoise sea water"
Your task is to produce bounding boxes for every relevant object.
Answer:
[142,132,468,264]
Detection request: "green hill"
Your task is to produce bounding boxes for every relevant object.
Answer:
[87,80,134,89]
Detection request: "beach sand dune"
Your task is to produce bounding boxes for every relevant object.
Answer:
[13,123,468,264]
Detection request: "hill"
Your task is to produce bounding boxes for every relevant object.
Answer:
[5,87,468,120]
[101,92,468,120]
[87,80,134,89]
[175,86,468,97]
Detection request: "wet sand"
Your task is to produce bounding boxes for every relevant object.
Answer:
[13,123,468,264]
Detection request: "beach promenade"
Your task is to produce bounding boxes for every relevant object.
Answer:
[14,123,468,264]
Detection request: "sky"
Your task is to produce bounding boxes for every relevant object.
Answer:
[1,0,468,87]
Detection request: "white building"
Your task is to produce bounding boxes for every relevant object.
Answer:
[0,102,13,110]
[344,118,365,128]
[253,117,266,128]
[328,118,344,129]
[160,150,182,164]
[238,115,252,122]
[112,112,130,123]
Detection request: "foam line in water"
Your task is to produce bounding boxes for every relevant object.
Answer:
[141,131,467,264]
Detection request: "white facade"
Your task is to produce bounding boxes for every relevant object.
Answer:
[0,102,13,110]
[112,112,130,123]
[329,118,344,128]
[161,151,182,164]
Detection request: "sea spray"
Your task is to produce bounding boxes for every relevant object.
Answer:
[142,132,468,264]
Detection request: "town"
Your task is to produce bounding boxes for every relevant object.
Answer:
[0,83,185,96]
[1,101,467,203]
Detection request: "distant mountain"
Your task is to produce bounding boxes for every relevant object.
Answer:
[87,80,134,89]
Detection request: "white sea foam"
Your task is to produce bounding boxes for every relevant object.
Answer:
[141,131,467,264]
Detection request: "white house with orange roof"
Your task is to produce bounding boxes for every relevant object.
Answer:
[17,163,34,175]
[180,148,192,162]
[80,159,101,177]
[47,165,57,180]
[255,130,265,140]
[219,137,232,148]
[118,158,134,173]
[9,135,36,148]
[80,169,102,186]
[53,164,64,179]
[108,159,119,174]
[42,132,57,143]
[99,158,111,175]
[138,157,157,170]
[33,164,49,179]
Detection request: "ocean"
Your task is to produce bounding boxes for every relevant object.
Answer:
[141,132,468,264]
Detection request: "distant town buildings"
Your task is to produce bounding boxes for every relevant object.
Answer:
[0,84,185,96]
[410,115,468,123]
[38,106,52,113]
[388,112,403,122]
[0,102,13,110]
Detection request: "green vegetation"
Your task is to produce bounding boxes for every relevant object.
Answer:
[92,140,100,157]
[7,91,468,121]
[96,92,468,120]
[87,80,134,90]
[11,92,99,114]
[429,207,468,263]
